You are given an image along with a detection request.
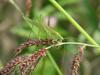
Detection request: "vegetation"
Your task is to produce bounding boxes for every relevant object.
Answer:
[0,0,100,75]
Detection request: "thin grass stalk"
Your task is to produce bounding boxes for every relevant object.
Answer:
[49,0,100,53]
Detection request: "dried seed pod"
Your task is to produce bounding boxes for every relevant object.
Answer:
[71,55,80,75]
[26,58,40,75]
[19,48,46,75]
[15,39,56,56]
[0,56,27,75]
[71,46,84,75]
[15,39,34,56]
[26,0,32,16]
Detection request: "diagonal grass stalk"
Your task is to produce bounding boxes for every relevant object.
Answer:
[49,0,100,53]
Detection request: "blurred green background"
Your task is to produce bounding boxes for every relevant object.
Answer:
[0,0,100,75]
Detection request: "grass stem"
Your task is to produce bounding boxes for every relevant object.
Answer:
[49,0,100,52]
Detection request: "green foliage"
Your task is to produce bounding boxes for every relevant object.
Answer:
[1,0,100,75]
